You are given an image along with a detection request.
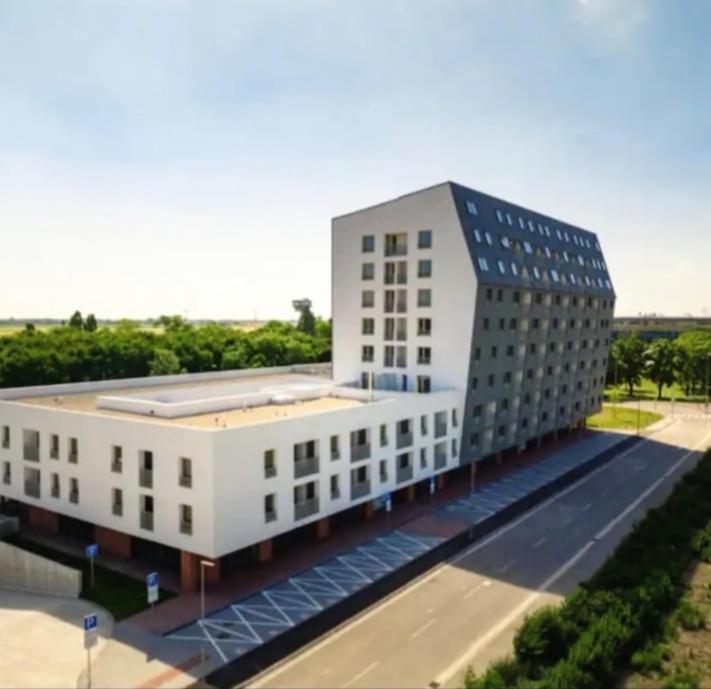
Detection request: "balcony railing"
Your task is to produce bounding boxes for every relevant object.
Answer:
[434,422,447,438]
[179,474,193,488]
[2,473,9,486]
[434,452,447,470]
[68,452,78,464]
[350,480,371,501]
[140,511,154,531]
[396,464,413,484]
[294,456,319,479]
[396,432,413,450]
[139,469,153,489]
[50,447,59,460]
[24,480,40,498]
[294,497,319,521]
[111,461,122,474]
[112,502,123,517]
[265,509,277,523]
[69,490,79,504]
[331,486,341,500]
[180,520,193,535]
[51,484,60,498]
[350,443,370,462]
[264,465,277,479]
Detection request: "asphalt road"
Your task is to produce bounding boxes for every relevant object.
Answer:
[247,415,711,689]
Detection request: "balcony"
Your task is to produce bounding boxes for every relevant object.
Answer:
[434,451,447,470]
[350,443,370,462]
[68,452,78,464]
[24,480,40,498]
[264,465,277,479]
[294,497,319,521]
[139,469,153,489]
[331,485,341,500]
[396,464,413,484]
[265,508,277,523]
[51,483,60,499]
[111,460,122,474]
[350,480,371,501]
[2,472,9,486]
[69,490,79,505]
[396,432,413,450]
[180,520,193,535]
[434,422,447,439]
[179,474,193,488]
[140,511,154,531]
[112,502,123,517]
[294,456,319,479]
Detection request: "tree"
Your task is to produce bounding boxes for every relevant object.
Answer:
[84,313,98,332]
[675,330,711,396]
[157,314,189,333]
[68,310,84,330]
[296,305,316,335]
[148,349,183,376]
[611,334,646,397]
[24,323,36,334]
[644,339,678,400]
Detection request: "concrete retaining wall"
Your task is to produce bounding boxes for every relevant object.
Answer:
[0,515,19,538]
[0,541,82,597]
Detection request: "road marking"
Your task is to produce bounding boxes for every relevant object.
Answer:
[495,559,516,574]
[581,502,593,512]
[533,537,547,549]
[247,433,660,688]
[410,617,438,639]
[342,661,379,688]
[432,425,711,687]
[562,516,573,526]
[463,582,485,600]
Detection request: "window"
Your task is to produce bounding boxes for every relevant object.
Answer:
[470,433,480,449]
[491,346,498,359]
[510,262,519,276]
[420,415,428,435]
[466,200,478,216]
[532,266,541,280]
[380,424,388,447]
[361,263,375,280]
[180,504,193,535]
[471,376,478,390]
[417,347,431,365]
[23,429,40,462]
[265,494,277,522]
[418,259,432,278]
[264,449,276,478]
[362,235,375,253]
[418,229,433,248]
[385,232,408,256]
[483,317,490,331]
[66,437,78,464]
[50,434,59,459]
[497,259,506,275]
[452,408,458,427]
[473,229,482,243]
[361,345,374,363]
[506,212,513,226]
[477,257,489,271]
[420,447,427,468]
[330,435,340,460]
[2,461,10,486]
[417,375,431,393]
[417,289,432,307]
[523,241,533,254]
[112,487,123,516]
[488,374,495,387]
[330,474,340,499]
[69,477,79,504]
[111,445,122,473]
[50,472,59,498]
[361,290,375,308]
[1,426,9,449]
[362,318,374,335]
[379,459,388,482]
[140,495,154,530]
[500,235,510,249]
[484,232,493,246]
[417,318,431,336]
[139,450,153,489]
[179,457,193,487]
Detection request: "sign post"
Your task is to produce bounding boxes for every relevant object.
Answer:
[83,612,98,688]
[85,544,98,588]
[146,571,159,612]
[429,476,436,496]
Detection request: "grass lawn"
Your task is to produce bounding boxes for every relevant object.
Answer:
[587,404,663,430]
[605,378,705,403]
[5,535,174,621]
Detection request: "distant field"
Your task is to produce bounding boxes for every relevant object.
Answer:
[605,378,705,403]
[587,404,663,430]
[0,321,269,336]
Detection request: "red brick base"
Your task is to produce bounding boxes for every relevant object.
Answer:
[95,525,131,559]
[316,517,331,540]
[180,551,199,593]
[405,485,416,502]
[257,539,273,564]
[436,473,447,490]
[28,506,58,534]
[363,501,374,521]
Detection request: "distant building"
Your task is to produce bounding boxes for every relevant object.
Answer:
[0,181,614,591]
[613,316,711,341]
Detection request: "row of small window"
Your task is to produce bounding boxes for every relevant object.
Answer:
[470,373,606,403]
[476,255,612,290]
[467,398,603,449]
[361,230,432,255]
[4,464,79,503]
[482,315,608,335]
[109,490,193,535]
[361,260,432,281]
[2,428,80,463]
[360,372,433,393]
[361,345,431,365]
[483,287,613,312]
[362,289,432,309]
[362,317,431,337]
[473,339,608,361]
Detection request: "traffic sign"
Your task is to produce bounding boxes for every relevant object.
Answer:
[85,544,98,559]
[83,613,98,649]
[429,476,436,495]
[384,492,392,513]
[146,571,159,604]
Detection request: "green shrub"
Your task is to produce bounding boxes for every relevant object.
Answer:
[630,642,670,675]
[514,606,571,675]
[465,657,522,689]
[538,660,596,689]
[662,666,700,689]
[675,600,705,631]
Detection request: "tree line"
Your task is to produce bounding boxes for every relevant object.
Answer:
[0,310,331,388]
[607,330,711,399]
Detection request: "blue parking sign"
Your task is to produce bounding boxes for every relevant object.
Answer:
[146,571,159,588]
[83,613,98,632]
[85,544,98,559]
[147,571,159,604]
[384,492,392,513]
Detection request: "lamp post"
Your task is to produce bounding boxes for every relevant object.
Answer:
[705,354,710,416]
[200,559,215,663]
[636,395,641,436]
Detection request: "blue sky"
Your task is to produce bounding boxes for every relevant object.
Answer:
[1,0,709,320]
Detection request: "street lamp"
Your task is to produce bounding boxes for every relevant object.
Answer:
[200,559,215,663]
[705,354,710,416]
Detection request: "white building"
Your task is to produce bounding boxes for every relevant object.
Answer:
[0,181,614,590]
